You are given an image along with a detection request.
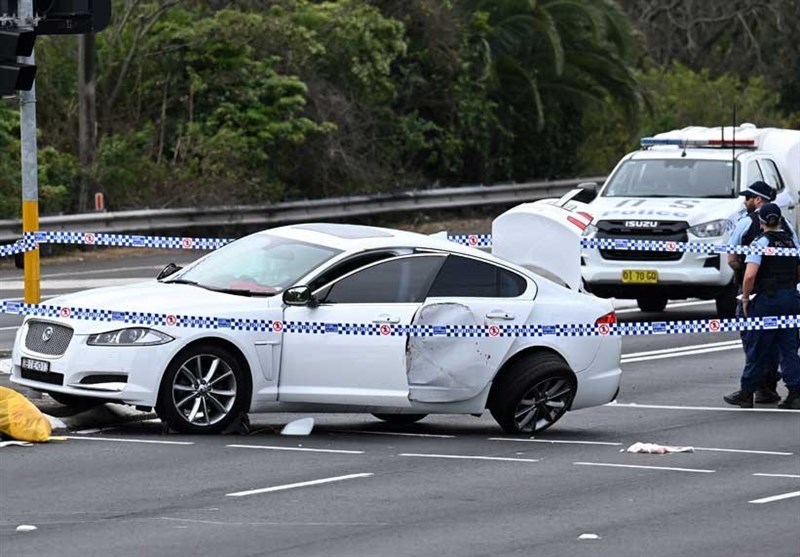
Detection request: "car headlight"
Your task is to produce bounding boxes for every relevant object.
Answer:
[687,219,729,238]
[581,223,598,238]
[87,328,174,346]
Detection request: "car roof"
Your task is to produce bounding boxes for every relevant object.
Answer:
[258,222,525,271]
[628,148,764,161]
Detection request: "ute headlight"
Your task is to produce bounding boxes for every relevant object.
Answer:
[87,328,174,346]
[687,219,728,238]
[582,223,598,238]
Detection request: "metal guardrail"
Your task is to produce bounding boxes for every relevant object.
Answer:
[0,176,605,241]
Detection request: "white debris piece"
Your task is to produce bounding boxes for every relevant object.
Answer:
[0,440,34,448]
[0,359,11,375]
[16,525,37,532]
[280,417,314,436]
[624,442,694,454]
[578,533,601,540]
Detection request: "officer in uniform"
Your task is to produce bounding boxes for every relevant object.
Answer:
[724,203,800,409]
[727,181,799,403]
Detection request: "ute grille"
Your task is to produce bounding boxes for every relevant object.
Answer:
[597,220,688,261]
[24,321,74,356]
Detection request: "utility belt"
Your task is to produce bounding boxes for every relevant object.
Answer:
[754,277,797,296]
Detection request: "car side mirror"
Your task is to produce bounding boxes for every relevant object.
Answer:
[574,181,598,203]
[283,285,316,307]
[157,262,182,280]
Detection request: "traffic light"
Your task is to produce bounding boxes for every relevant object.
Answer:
[35,0,112,35]
[0,28,36,95]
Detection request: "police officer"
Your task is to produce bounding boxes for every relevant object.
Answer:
[727,181,799,403]
[724,203,800,409]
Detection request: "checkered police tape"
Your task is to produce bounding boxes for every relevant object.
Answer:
[0,237,37,258]
[445,234,800,256]
[2,230,797,258]
[2,300,798,337]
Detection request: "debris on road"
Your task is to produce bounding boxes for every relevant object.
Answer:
[578,533,601,540]
[0,440,33,448]
[281,417,314,436]
[624,442,694,454]
[16,525,37,532]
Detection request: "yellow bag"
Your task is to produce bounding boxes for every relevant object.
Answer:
[0,386,52,442]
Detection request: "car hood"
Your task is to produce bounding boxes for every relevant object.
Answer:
[588,196,745,226]
[37,281,277,331]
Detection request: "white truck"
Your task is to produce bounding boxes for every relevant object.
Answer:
[579,125,800,317]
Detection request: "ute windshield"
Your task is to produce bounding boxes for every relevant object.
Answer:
[602,159,739,198]
[166,234,341,296]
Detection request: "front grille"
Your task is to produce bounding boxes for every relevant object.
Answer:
[24,321,74,356]
[597,220,688,261]
[20,368,64,385]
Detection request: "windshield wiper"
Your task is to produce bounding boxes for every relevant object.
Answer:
[163,278,200,286]
[205,287,274,297]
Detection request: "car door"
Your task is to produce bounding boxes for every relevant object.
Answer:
[407,254,534,403]
[279,253,446,406]
[759,158,797,229]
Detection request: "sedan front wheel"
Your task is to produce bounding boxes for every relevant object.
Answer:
[156,345,248,434]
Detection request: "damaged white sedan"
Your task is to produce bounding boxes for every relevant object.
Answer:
[10,223,621,434]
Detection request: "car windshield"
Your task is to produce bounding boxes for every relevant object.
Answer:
[167,234,341,296]
[602,159,739,198]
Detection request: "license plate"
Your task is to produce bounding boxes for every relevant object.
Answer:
[21,357,50,373]
[622,269,658,284]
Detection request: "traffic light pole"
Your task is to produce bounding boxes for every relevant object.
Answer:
[18,0,39,303]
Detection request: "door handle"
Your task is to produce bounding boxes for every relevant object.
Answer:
[486,311,515,320]
[372,316,400,324]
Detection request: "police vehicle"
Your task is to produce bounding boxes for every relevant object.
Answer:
[580,125,800,317]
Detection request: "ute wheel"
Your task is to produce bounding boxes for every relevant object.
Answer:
[489,353,576,434]
[156,345,249,434]
[636,295,668,313]
[47,391,103,410]
[715,283,737,319]
[372,413,427,425]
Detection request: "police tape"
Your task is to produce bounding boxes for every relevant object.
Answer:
[2,230,799,259]
[1,300,798,337]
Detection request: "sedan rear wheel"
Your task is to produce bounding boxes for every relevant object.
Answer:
[490,353,576,434]
[156,346,248,434]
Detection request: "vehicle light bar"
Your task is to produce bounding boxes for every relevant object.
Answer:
[640,137,756,149]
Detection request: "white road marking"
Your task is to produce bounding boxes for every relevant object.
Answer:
[623,340,741,358]
[337,430,456,439]
[0,326,20,331]
[753,473,800,479]
[693,447,793,456]
[606,402,800,413]
[156,516,389,526]
[574,462,715,473]
[489,437,622,446]
[748,491,800,504]
[622,341,742,363]
[226,473,372,497]
[63,436,193,445]
[616,300,714,314]
[400,453,539,463]
[227,444,363,455]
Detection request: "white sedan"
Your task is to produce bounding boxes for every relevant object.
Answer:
[10,223,621,434]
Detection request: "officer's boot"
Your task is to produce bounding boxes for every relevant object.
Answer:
[754,384,781,404]
[723,390,754,408]
[777,389,800,410]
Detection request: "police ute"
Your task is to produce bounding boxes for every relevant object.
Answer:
[579,125,800,317]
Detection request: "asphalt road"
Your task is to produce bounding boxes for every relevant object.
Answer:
[1,252,799,557]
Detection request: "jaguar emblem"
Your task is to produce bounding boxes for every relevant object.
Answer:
[41,326,54,343]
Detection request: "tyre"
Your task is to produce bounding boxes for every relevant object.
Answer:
[156,345,249,434]
[372,413,427,425]
[47,391,103,410]
[489,353,577,434]
[636,295,668,313]
[715,283,737,318]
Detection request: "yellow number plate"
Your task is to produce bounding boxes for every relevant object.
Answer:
[622,269,658,284]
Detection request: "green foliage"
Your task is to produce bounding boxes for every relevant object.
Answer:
[577,63,792,175]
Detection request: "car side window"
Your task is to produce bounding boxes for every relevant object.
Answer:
[319,255,445,304]
[745,160,764,186]
[758,159,785,193]
[307,251,398,292]
[427,255,527,298]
